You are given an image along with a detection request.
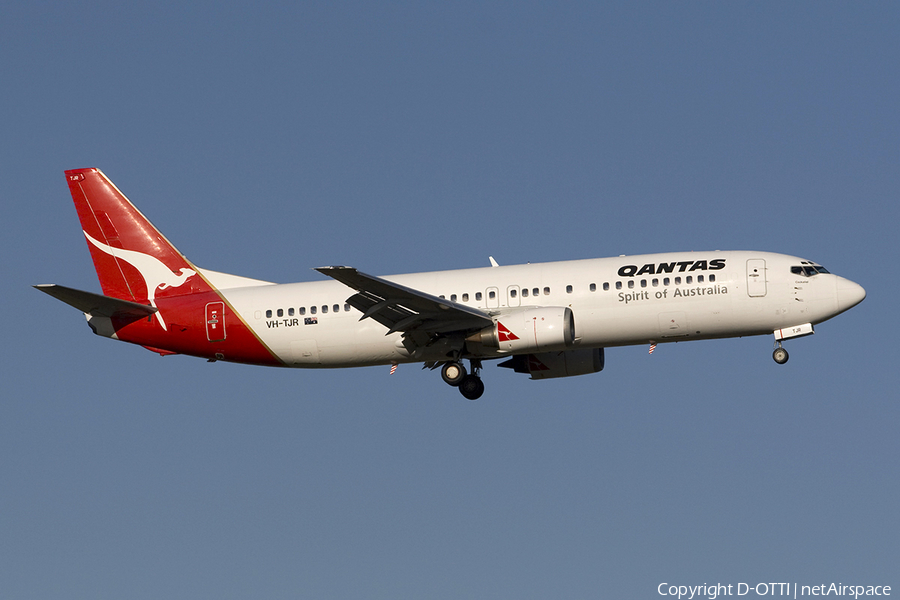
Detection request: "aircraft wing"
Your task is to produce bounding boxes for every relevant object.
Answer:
[315,266,493,334]
[34,284,158,319]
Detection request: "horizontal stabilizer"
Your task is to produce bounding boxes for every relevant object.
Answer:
[34,284,158,319]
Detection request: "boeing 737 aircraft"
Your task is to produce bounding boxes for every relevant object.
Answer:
[37,168,866,399]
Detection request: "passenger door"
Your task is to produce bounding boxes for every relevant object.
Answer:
[746,259,767,297]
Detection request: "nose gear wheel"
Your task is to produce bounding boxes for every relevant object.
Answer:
[772,341,789,364]
[773,347,789,364]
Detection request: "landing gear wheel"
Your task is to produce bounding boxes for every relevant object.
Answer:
[773,347,789,364]
[441,362,467,386]
[458,374,485,400]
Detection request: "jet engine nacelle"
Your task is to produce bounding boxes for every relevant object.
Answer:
[499,348,605,380]
[469,306,576,353]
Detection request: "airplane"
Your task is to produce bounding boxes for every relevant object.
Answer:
[36,168,866,400]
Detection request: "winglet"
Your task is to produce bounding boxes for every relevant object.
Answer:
[489,256,499,267]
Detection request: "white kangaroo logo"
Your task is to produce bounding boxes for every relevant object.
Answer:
[84,231,196,331]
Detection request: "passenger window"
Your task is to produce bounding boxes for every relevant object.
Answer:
[663,277,670,286]
[476,292,482,301]
[333,304,340,313]
[686,276,693,284]
[266,310,272,318]
[652,278,659,287]
[628,280,634,289]
[616,281,622,290]
[543,287,550,295]
[675,277,681,285]
[450,294,457,301]
[299,307,306,315]
[288,308,294,316]
[533,288,539,296]
[640,280,647,288]
[709,274,716,282]
[566,285,573,294]
[590,283,596,292]
[603,282,610,291]
[277,308,284,317]
[311,306,317,315]
[462,293,469,302]
[698,275,704,283]
[522,289,529,297]
[344,304,351,311]
[322,305,328,314]
[510,289,517,298]
[489,291,496,299]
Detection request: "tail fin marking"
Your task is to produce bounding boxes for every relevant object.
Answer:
[83,230,196,330]
[66,168,201,331]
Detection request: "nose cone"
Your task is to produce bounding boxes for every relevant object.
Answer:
[835,277,866,314]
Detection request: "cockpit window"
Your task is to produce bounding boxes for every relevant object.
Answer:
[791,265,830,277]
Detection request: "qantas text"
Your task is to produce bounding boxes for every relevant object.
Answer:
[617,259,726,278]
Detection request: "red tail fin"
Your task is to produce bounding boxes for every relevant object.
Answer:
[65,168,203,326]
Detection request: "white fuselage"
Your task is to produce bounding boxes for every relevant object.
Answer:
[214,251,863,368]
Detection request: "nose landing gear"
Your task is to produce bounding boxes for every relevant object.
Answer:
[441,359,485,400]
[772,323,814,364]
[773,342,789,364]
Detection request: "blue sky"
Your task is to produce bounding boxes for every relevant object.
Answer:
[2,2,897,598]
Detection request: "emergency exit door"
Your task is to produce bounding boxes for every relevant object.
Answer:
[206,302,226,341]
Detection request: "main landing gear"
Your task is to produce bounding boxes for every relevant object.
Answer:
[441,359,485,400]
[773,341,789,365]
